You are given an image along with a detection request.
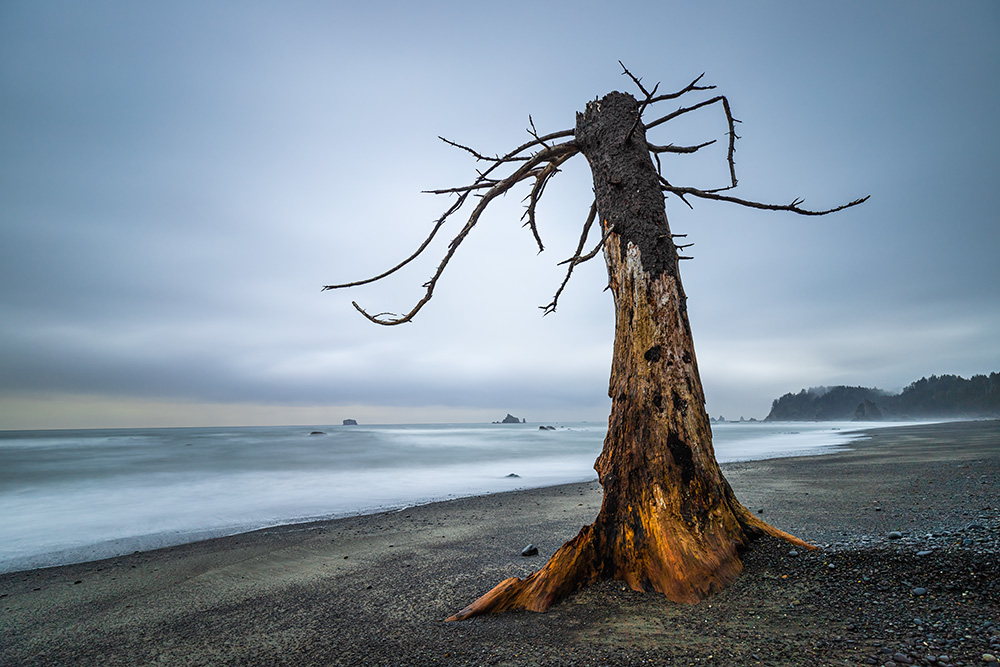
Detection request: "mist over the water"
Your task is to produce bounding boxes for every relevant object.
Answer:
[0,421,886,573]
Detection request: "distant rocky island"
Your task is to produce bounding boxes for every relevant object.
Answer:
[493,413,526,424]
[710,416,758,424]
[343,419,358,426]
[765,372,1000,421]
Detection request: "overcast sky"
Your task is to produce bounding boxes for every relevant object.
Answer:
[1,1,998,429]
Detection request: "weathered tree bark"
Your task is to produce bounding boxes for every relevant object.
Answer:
[446,92,814,621]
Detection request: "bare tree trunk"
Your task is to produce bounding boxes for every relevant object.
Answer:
[447,92,812,621]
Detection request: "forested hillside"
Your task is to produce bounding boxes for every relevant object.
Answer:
[765,372,1000,421]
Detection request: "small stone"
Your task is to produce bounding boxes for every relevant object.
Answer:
[888,531,904,540]
[983,654,998,663]
[788,549,799,557]
[521,544,538,557]
[912,587,928,596]
[893,653,912,664]
[827,563,836,570]
[916,550,933,557]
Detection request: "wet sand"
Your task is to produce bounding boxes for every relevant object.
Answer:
[1,420,998,666]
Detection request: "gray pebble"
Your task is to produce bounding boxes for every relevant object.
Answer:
[888,531,904,540]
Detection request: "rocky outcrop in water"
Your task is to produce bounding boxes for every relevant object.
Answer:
[494,414,525,424]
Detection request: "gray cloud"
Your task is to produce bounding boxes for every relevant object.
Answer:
[1,2,998,427]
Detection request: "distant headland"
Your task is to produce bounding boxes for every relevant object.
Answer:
[765,372,1000,421]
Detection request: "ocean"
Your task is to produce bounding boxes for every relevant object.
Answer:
[0,420,884,574]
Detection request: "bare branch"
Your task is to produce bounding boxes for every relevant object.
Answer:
[648,73,715,103]
[621,61,714,103]
[321,191,471,291]
[437,136,530,163]
[541,202,607,315]
[573,223,615,264]
[527,116,550,149]
[437,128,574,171]
[659,176,695,210]
[645,96,740,188]
[327,129,580,295]
[618,61,652,98]
[466,128,574,165]
[661,183,871,216]
[625,81,660,144]
[648,139,716,154]
[338,141,580,325]
[521,149,577,251]
[422,181,499,195]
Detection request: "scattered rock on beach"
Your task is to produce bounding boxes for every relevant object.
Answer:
[505,473,520,478]
[521,544,538,557]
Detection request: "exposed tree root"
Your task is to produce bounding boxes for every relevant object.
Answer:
[446,477,815,621]
[446,525,600,621]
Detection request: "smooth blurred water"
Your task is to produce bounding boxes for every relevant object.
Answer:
[0,420,885,573]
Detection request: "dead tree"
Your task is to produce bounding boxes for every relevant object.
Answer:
[323,65,868,619]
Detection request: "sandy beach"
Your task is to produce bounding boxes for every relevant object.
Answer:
[2,420,998,666]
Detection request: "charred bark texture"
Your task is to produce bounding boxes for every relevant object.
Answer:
[447,92,814,621]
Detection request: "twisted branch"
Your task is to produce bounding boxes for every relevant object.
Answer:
[648,139,716,154]
[660,181,871,216]
[646,96,741,188]
[345,141,580,325]
[540,201,600,315]
[521,149,576,252]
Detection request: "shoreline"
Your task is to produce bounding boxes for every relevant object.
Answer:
[2,419,997,666]
[0,418,924,576]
